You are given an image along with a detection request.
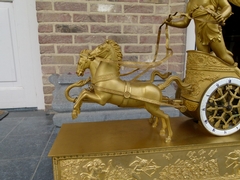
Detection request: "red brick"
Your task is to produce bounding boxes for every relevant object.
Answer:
[40,45,55,54]
[41,66,56,74]
[75,35,106,44]
[44,95,53,104]
[41,56,74,64]
[91,25,121,34]
[43,86,55,94]
[73,14,105,22]
[140,15,164,24]
[59,65,77,74]
[37,13,71,22]
[124,5,153,13]
[107,35,137,44]
[140,35,166,44]
[123,25,153,34]
[90,4,122,13]
[171,0,186,3]
[44,105,52,111]
[171,44,186,53]
[168,63,184,73]
[152,0,169,4]
[57,45,89,54]
[123,55,138,61]
[155,5,169,14]
[155,44,168,53]
[169,26,186,34]
[39,35,72,44]
[139,55,168,71]
[168,54,185,63]
[170,35,185,44]
[38,24,53,33]
[54,2,87,11]
[36,2,52,11]
[42,75,51,85]
[108,15,138,23]
[124,45,152,53]
[170,4,186,14]
[109,0,137,2]
[55,24,88,33]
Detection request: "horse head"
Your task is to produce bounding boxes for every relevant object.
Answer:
[89,39,122,62]
[76,49,92,76]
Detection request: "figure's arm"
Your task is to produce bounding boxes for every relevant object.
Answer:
[165,16,191,28]
[165,3,191,28]
[215,0,232,24]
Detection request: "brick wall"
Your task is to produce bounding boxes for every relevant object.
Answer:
[36,0,187,111]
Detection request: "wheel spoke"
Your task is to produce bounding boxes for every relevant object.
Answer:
[205,82,240,131]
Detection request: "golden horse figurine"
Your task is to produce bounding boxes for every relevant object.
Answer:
[65,39,191,142]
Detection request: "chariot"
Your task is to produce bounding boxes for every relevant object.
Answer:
[65,17,240,142]
[178,50,240,136]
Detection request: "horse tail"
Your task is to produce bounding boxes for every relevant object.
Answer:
[149,70,172,82]
[158,76,192,91]
[65,77,91,102]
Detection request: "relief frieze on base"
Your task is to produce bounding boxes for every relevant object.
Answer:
[53,146,240,180]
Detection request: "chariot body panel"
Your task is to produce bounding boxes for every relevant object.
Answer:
[179,50,240,136]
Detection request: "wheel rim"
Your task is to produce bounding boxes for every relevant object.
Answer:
[200,78,240,136]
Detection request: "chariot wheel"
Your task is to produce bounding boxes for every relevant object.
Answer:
[200,77,240,136]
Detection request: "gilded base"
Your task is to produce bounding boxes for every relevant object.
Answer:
[49,117,240,180]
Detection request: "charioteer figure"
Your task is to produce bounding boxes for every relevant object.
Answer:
[165,0,235,65]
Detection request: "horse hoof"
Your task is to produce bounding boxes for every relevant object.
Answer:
[149,118,153,124]
[165,136,171,143]
[72,111,78,119]
[160,129,165,136]
[152,121,158,128]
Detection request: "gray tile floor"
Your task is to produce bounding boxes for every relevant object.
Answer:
[0,110,59,180]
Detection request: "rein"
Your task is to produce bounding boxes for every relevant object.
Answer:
[92,23,173,82]
[66,15,177,104]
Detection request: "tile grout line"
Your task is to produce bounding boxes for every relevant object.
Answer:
[0,117,25,143]
[30,126,56,180]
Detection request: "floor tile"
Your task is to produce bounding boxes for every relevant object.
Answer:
[0,134,51,159]
[7,115,54,136]
[9,122,54,136]
[0,110,59,179]
[43,129,59,157]
[32,157,54,180]
[0,157,39,180]
[6,110,46,118]
[0,120,20,137]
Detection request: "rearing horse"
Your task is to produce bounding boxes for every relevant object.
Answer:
[68,40,190,142]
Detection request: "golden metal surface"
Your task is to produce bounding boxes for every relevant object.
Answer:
[65,40,192,142]
[49,116,240,180]
[64,1,240,143]
[165,0,235,65]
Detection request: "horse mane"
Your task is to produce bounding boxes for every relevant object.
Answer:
[106,39,122,62]
[105,39,123,73]
[80,49,91,58]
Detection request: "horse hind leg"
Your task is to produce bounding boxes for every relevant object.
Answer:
[149,115,158,128]
[145,104,173,142]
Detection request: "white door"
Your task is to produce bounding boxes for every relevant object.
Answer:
[0,0,44,109]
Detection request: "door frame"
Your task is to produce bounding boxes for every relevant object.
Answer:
[22,0,44,109]
[0,0,44,109]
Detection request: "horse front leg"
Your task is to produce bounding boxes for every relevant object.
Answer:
[72,89,89,119]
[72,90,110,119]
